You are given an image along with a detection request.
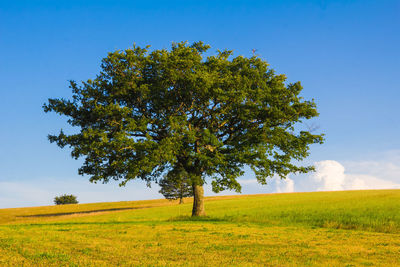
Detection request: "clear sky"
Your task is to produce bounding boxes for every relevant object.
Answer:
[1,0,399,208]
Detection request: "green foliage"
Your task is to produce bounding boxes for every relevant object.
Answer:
[158,167,193,203]
[54,194,78,205]
[43,41,323,193]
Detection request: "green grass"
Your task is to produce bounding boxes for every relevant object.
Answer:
[1,190,400,266]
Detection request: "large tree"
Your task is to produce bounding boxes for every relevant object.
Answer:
[44,41,323,216]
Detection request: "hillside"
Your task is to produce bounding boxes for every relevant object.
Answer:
[1,190,399,266]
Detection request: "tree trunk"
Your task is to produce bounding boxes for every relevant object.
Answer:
[179,197,183,204]
[192,184,206,216]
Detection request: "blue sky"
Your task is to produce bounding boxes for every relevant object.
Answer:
[1,0,399,208]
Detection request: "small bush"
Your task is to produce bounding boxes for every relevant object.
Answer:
[54,194,78,205]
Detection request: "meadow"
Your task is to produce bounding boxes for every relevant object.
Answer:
[0,190,399,266]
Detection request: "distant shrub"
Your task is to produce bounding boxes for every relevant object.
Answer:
[54,194,78,205]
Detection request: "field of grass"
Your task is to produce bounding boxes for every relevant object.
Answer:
[0,190,399,266]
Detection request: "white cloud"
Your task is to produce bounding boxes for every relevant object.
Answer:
[344,174,400,190]
[342,150,400,184]
[275,177,295,193]
[234,152,400,194]
[313,160,346,191]
[236,178,258,185]
[294,159,400,192]
[226,176,294,194]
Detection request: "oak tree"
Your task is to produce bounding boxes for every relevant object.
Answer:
[44,41,323,216]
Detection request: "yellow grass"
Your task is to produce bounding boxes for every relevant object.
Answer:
[1,190,399,266]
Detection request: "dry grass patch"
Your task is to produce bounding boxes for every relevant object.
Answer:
[0,190,399,266]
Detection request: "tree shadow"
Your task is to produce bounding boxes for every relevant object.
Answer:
[17,207,150,218]
[168,215,231,222]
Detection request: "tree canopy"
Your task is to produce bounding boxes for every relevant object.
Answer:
[44,41,324,216]
[158,167,193,204]
[54,194,78,205]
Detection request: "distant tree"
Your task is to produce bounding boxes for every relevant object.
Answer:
[159,167,193,204]
[44,41,324,216]
[54,194,78,205]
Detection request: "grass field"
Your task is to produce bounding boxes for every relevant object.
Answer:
[0,190,399,266]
